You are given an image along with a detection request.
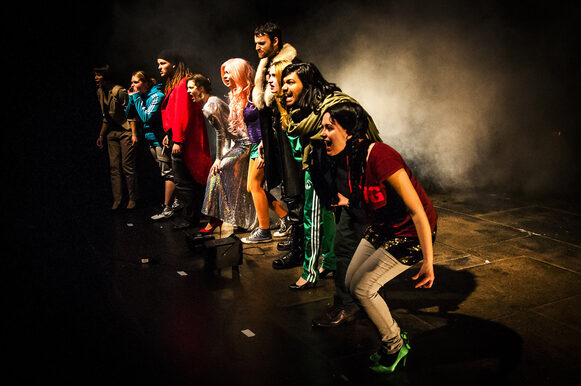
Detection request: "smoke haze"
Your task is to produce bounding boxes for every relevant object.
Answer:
[102,0,580,195]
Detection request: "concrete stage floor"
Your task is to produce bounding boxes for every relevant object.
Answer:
[9,188,581,385]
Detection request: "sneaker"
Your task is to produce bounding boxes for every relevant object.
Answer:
[273,216,292,238]
[241,228,272,244]
[171,198,183,211]
[151,205,174,221]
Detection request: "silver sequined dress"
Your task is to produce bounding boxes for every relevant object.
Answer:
[201,96,258,230]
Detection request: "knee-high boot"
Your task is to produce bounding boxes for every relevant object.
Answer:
[272,221,304,269]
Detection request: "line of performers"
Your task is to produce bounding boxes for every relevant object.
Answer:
[94,22,439,374]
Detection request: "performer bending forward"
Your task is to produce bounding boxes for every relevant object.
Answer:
[320,102,438,374]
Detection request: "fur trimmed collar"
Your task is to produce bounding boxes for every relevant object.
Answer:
[252,43,297,110]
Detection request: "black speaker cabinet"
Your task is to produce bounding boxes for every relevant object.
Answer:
[203,234,243,271]
[186,232,215,251]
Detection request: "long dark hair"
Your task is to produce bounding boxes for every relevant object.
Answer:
[281,62,341,117]
[326,102,372,207]
[158,50,192,94]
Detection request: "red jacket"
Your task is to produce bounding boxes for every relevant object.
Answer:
[161,77,212,185]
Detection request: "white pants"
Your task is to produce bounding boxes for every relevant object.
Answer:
[345,238,410,353]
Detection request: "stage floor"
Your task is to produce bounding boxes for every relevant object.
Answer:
[10,189,581,385]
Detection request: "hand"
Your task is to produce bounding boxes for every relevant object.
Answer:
[331,192,350,207]
[210,159,221,175]
[172,143,182,155]
[128,85,136,95]
[256,155,265,169]
[131,135,138,146]
[412,262,435,288]
[96,136,103,149]
[162,135,169,148]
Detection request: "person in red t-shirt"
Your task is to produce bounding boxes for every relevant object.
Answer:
[320,102,438,374]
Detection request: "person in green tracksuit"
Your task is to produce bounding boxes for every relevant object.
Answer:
[280,65,338,289]
[284,129,336,288]
[280,62,383,318]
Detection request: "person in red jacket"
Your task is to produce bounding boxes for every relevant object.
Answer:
[157,49,212,229]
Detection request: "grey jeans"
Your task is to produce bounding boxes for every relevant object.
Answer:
[345,238,410,354]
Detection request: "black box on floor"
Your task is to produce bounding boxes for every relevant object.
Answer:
[203,234,243,270]
[186,233,215,250]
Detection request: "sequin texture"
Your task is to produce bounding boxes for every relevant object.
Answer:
[363,226,428,266]
[201,97,258,230]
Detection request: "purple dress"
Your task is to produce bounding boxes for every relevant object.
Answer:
[244,102,262,158]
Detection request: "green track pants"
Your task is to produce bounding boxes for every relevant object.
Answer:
[302,170,336,282]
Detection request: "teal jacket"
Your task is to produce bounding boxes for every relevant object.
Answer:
[126,84,165,146]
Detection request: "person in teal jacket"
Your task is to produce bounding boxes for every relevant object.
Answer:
[126,70,179,221]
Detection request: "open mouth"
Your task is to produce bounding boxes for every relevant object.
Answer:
[324,139,332,153]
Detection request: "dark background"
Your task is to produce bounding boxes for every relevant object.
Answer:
[11,0,581,205]
[5,1,581,384]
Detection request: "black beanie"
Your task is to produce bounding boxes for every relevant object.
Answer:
[157,49,182,64]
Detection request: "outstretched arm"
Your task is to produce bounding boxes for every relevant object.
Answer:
[386,169,435,288]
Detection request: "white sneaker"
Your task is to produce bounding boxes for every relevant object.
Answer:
[171,198,183,211]
[151,205,174,221]
[273,216,292,238]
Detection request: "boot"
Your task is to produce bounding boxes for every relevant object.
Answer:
[277,237,292,251]
[277,218,301,251]
[272,223,304,269]
[272,249,303,269]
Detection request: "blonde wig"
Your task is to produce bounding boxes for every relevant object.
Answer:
[221,58,255,130]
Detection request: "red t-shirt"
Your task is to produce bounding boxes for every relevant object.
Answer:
[364,142,438,237]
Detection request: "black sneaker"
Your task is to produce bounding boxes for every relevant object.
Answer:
[241,228,272,244]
